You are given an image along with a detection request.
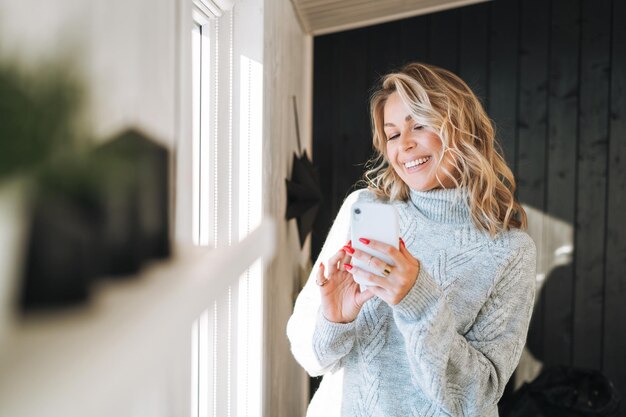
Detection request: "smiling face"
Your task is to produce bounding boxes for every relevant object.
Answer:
[383,91,457,192]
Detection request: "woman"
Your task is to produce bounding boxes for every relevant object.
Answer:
[287,63,536,417]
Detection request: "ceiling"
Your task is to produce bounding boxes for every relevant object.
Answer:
[290,0,492,35]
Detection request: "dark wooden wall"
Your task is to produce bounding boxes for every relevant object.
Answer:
[311,0,626,408]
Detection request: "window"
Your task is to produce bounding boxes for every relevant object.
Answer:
[190,2,263,417]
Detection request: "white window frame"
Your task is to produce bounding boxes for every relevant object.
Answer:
[189,3,264,417]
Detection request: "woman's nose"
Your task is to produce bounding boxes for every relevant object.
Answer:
[400,132,416,150]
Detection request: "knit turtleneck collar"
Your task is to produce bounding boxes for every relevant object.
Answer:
[408,187,472,224]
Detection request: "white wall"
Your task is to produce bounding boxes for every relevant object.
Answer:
[263,1,313,416]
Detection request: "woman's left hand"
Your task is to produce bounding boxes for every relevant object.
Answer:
[344,237,420,306]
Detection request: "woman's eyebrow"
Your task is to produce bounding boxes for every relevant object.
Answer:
[384,114,413,127]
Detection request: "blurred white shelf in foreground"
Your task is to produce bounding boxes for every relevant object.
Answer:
[0,218,276,417]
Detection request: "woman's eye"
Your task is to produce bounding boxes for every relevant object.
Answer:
[413,124,423,130]
[387,134,400,141]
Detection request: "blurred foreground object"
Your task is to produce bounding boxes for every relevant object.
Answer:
[0,178,30,341]
[0,60,82,179]
[90,129,170,276]
[21,129,171,309]
[21,156,102,307]
[500,366,621,417]
[0,57,85,320]
[0,55,171,312]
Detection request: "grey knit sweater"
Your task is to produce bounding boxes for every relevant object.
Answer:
[287,187,537,417]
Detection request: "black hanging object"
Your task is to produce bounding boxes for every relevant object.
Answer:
[285,96,323,248]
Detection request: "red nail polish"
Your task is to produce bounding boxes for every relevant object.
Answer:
[359,238,370,245]
[343,263,353,271]
[343,245,355,254]
[347,240,352,246]
[400,237,405,246]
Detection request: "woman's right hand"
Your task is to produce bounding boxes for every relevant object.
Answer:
[318,241,375,323]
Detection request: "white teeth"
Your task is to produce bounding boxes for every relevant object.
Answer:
[404,156,431,168]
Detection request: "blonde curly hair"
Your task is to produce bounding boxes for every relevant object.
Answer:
[364,62,526,235]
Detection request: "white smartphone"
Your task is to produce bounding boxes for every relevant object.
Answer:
[349,202,400,290]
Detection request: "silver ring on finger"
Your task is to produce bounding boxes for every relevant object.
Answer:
[367,255,374,266]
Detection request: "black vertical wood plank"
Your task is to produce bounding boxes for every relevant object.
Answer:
[542,0,580,368]
[367,21,405,85]
[330,34,348,216]
[488,0,519,172]
[311,35,338,262]
[459,3,489,104]
[517,0,549,362]
[573,0,611,370]
[517,0,549,209]
[428,9,459,73]
[334,28,370,201]
[603,0,626,399]
[400,15,430,65]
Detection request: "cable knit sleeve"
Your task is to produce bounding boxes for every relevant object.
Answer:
[287,189,368,377]
[392,233,537,417]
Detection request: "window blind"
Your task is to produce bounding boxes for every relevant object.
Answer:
[191,2,264,416]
